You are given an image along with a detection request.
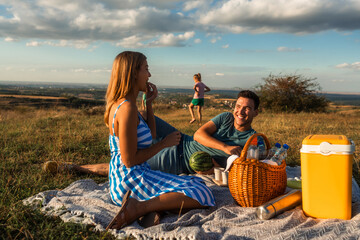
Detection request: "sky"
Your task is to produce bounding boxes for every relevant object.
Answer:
[0,0,360,93]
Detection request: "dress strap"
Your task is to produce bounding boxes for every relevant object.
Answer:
[137,111,147,124]
[112,100,128,136]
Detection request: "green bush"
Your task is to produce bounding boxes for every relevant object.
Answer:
[257,74,329,112]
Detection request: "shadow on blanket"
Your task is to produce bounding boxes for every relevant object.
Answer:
[23,166,360,239]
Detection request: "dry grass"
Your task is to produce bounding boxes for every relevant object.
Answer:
[1,104,359,239]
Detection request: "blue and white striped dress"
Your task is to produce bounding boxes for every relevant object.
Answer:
[109,100,215,207]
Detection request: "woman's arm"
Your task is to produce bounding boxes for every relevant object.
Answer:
[117,100,181,168]
[204,86,211,92]
[144,82,157,138]
[193,121,243,156]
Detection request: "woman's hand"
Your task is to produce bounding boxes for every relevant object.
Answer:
[145,82,158,105]
[161,131,181,148]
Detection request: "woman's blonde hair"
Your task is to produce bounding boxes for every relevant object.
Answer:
[104,51,146,126]
[194,73,201,81]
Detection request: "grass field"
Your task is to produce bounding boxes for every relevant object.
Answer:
[1,103,359,239]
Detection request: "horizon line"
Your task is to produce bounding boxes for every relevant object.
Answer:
[1,80,359,95]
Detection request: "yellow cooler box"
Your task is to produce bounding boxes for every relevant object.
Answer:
[301,135,355,220]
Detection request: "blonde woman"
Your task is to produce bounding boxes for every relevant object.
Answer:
[105,51,215,230]
[189,73,211,124]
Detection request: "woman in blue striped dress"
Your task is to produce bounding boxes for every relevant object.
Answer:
[105,51,215,230]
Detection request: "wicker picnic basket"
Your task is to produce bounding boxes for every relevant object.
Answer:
[228,133,287,207]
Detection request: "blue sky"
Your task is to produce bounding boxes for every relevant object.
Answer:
[0,0,360,93]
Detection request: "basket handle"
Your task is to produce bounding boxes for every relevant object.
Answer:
[239,133,271,160]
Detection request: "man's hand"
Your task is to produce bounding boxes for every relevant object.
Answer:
[224,145,243,156]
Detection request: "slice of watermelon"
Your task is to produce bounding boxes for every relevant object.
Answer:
[287,178,302,189]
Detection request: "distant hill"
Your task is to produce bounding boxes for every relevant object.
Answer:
[1,81,360,106]
[322,93,360,106]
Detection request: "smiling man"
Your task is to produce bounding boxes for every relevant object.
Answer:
[191,90,259,167]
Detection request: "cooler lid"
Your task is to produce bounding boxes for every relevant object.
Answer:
[301,135,355,155]
[302,135,351,145]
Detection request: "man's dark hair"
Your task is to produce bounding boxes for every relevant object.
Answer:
[237,90,260,110]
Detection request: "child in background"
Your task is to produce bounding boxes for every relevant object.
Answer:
[141,92,146,111]
[189,73,211,125]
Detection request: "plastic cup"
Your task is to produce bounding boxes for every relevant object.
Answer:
[214,167,223,181]
[222,171,228,184]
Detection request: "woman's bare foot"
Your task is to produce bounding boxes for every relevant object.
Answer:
[137,211,162,228]
[189,119,196,124]
[106,191,142,230]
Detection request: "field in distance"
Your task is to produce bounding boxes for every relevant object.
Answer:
[1,82,360,109]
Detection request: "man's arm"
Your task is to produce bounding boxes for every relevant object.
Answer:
[193,121,243,156]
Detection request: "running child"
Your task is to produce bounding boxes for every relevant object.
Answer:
[189,73,211,125]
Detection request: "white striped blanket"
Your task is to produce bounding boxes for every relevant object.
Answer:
[23,166,360,240]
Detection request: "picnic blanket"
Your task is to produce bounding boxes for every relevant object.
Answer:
[23,166,360,239]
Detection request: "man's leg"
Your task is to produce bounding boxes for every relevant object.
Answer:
[148,116,191,175]
[146,146,184,175]
[43,161,109,176]
[153,116,179,143]
[71,163,109,176]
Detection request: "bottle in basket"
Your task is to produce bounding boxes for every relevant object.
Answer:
[247,145,257,159]
[257,139,267,160]
[270,144,289,165]
[266,143,281,159]
[260,143,281,165]
[247,137,258,159]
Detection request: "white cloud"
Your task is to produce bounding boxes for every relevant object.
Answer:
[0,0,194,48]
[335,62,360,70]
[210,36,221,44]
[91,68,111,73]
[116,35,146,48]
[1,0,360,50]
[4,37,17,42]
[72,67,110,73]
[26,41,41,47]
[5,66,14,71]
[277,46,301,52]
[116,31,195,48]
[332,79,345,82]
[222,44,229,48]
[73,68,86,73]
[150,31,195,47]
[198,0,360,34]
[216,73,224,76]
[194,38,202,43]
[183,0,209,12]
[26,40,91,49]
